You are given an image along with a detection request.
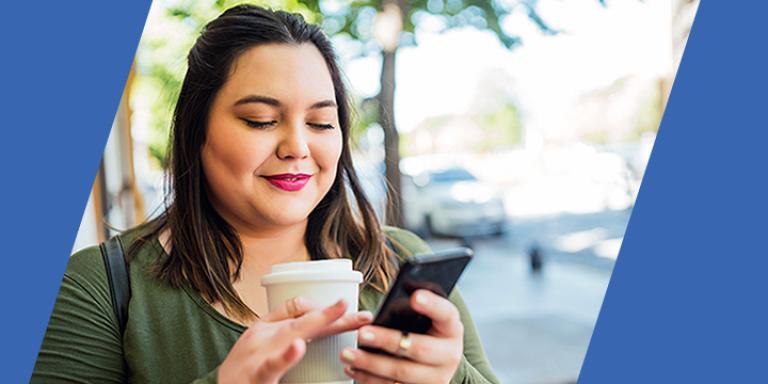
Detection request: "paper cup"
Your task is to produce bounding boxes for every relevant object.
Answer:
[261,259,363,384]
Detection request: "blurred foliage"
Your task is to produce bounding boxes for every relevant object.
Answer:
[478,103,523,150]
[318,0,557,53]
[401,101,522,156]
[633,80,664,138]
[134,0,573,167]
[349,95,380,143]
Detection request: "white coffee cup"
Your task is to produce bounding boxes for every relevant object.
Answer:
[261,259,363,384]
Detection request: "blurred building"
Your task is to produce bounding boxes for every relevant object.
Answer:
[73,66,144,252]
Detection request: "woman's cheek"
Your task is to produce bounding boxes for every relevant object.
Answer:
[309,132,339,169]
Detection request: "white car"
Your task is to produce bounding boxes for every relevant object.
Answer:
[402,167,507,238]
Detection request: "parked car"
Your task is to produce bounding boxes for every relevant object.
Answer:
[402,166,507,238]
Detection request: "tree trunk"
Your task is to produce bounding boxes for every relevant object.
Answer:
[379,46,403,227]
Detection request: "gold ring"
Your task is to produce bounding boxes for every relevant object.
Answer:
[287,297,300,317]
[396,332,411,357]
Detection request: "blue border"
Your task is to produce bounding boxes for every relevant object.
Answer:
[0,1,151,381]
[580,2,768,382]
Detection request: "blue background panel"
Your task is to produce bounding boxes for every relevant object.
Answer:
[0,1,151,381]
[580,2,768,382]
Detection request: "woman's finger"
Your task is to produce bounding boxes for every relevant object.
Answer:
[345,366,408,384]
[340,348,434,383]
[270,299,349,347]
[410,290,463,338]
[262,296,317,322]
[356,325,459,366]
[314,310,374,338]
[253,338,306,383]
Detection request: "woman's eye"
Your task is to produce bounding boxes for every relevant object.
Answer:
[242,119,277,129]
[308,123,336,130]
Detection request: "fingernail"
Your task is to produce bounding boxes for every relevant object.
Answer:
[357,311,373,321]
[336,299,346,307]
[294,297,305,310]
[341,348,356,362]
[415,292,428,305]
[360,329,375,342]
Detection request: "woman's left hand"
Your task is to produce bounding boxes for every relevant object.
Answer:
[340,289,464,384]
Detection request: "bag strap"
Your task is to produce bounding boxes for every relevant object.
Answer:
[99,235,131,335]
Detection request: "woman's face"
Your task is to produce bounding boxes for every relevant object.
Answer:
[202,43,343,232]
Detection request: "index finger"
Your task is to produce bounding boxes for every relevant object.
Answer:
[272,299,349,344]
[410,290,463,337]
[263,296,319,322]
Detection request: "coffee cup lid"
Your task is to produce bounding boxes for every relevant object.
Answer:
[261,259,363,286]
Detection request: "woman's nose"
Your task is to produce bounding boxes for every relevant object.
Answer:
[276,123,310,160]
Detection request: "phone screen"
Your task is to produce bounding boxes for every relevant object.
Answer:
[369,248,473,336]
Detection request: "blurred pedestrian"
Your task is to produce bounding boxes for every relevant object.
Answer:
[529,243,544,274]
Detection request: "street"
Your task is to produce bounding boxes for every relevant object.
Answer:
[426,209,627,383]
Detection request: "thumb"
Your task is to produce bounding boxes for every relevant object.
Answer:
[253,338,307,383]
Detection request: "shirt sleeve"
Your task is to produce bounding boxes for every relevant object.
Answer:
[30,247,127,383]
[30,246,242,384]
[449,288,501,384]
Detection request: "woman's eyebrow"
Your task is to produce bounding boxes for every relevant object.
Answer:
[233,94,337,110]
[309,100,337,110]
[234,94,281,107]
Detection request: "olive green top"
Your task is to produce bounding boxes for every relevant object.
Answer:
[31,227,499,384]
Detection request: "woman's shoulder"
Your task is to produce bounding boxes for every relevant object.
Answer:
[66,244,108,286]
[381,226,432,257]
[66,225,160,284]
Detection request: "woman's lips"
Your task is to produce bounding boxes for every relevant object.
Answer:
[262,173,312,192]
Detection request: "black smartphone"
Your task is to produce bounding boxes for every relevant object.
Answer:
[362,247,473,354]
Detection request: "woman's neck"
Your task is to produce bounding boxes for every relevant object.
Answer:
[236,220,311,271]
[157,220,310,324]
[157,220,311,271]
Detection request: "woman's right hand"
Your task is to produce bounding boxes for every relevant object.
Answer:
[218,298,372,384]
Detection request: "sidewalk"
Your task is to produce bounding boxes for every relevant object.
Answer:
[426,211,618,383]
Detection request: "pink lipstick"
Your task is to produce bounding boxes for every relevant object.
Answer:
[262,173,312,192]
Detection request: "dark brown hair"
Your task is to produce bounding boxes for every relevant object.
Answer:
[130,5,398,322]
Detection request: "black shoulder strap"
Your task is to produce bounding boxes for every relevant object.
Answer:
[100,235,131,335]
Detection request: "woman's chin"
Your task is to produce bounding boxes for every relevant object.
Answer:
[259,209,313,228]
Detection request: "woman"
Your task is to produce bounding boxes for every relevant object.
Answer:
[32,5,499,384]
